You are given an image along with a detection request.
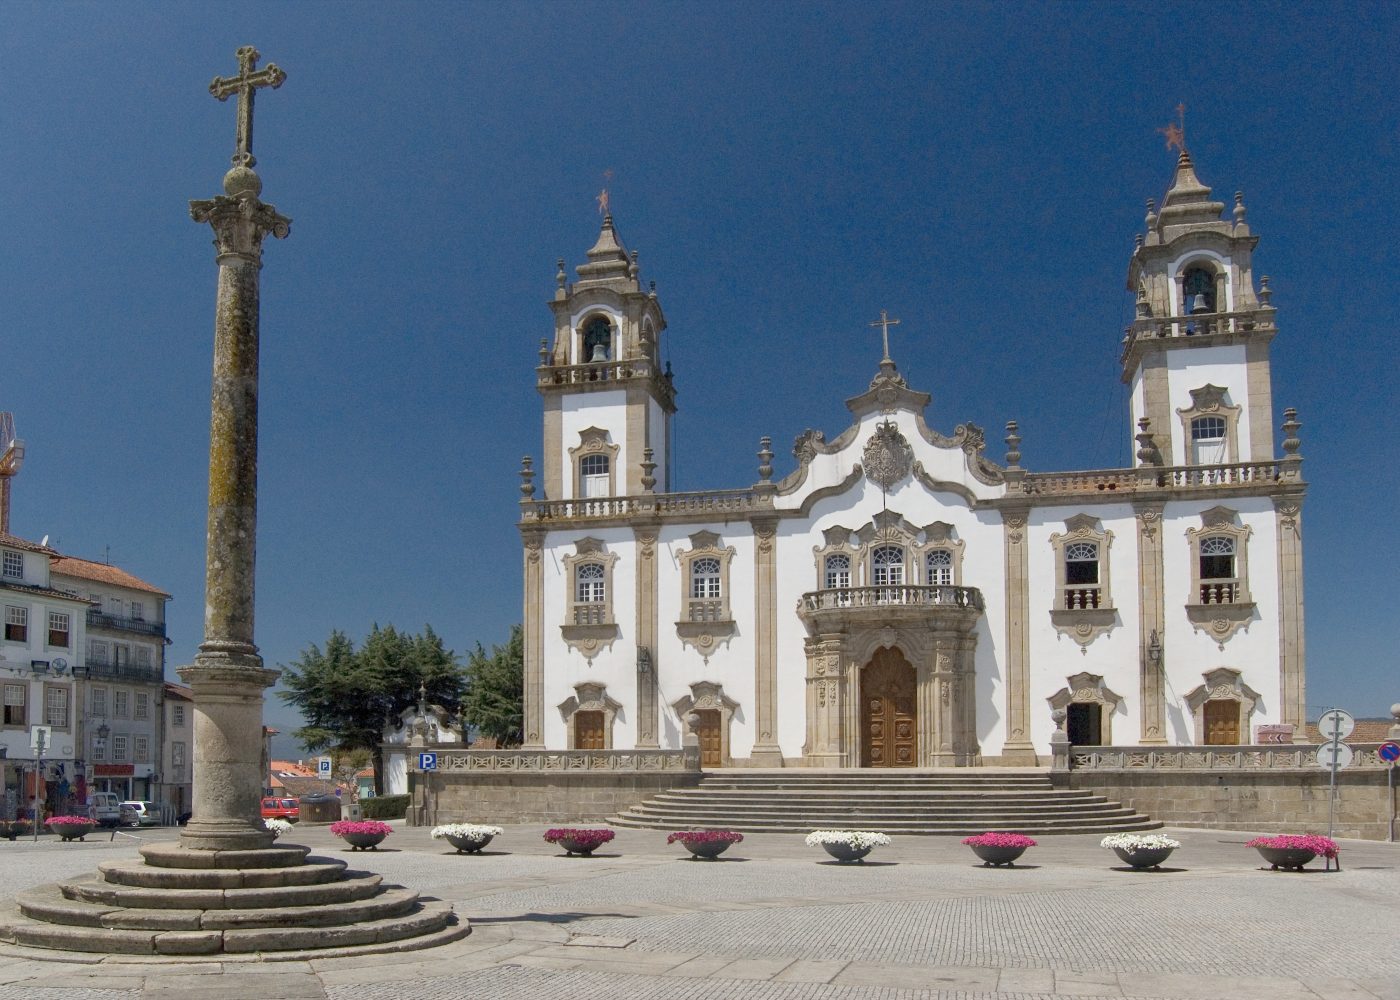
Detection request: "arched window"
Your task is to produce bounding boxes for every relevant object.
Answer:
[925,549,953,586]
[1064,541,1100,608]
[872,546,904,586]
[1182,266,1216,314]
[580,453,610,498]
[1190,416,1227,465]
[575,563,606,603]
[691,557,721,600]
[581,316,612,363]
[824,554,851,590]
[1199,536,1237,603]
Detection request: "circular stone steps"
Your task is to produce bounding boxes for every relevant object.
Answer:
[0,840,467,959]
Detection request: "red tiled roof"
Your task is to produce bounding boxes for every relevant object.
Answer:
[0,531,56,554]
[163,682,194,701]
[1305,720,1397,743]
[49,554,170,597]
[0,579,92,603]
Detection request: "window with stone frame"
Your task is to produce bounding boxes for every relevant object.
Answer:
[1048,515,1116,648]
[172,704,186,727]
[47,611,70,648]
[112,734,128,762]
[925,549,953,586]
[573,562,607,624]
[1190,416,1228,465]
[115,690,129,719]
[569,428,619,500]
[134,735,149,763]
[690,557,722,607]
[4,605,27,643]
[675,531,737,654]
[824,553,851,590]
[1176,385,1241,468]
[130,601,145,622]
[2,549,22,579]
[45,685,69,728]
[1198,536,1238,603]
[91,734,107,761]
[88,640,109,665]
[2,682,25,726]
[871,544,905,603]
[91,686,107,718]
[1184,506,1255,644]
[580,454,610,498]
[1063,542,1101,608]
[560,538,620,662]
[172,741,186,770]
[134,692,149,720]
[136,646,152,669]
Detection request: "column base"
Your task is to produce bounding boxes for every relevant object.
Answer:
[998,745,1041,765]
[180,819,276,852]
[748,745,785,766]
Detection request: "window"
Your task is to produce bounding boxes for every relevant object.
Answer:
[92,735,106,761]
[47,611,70,648]
[1190,416,1228,465]
[1182,266,1216,314]
[134,735,149,763]
[2,683,25,726]
[172,741,186,768]
[581,315,612,363]
[172,704,186,727]
[871,545,904,602]
[824,554,851,590]
[115,690,129,718]
[115,645,129,667]
[89,640,109,665]
[1048,516,1116,647]
[560,538,620,661]
[107,597,124,618]
[4,606,27,643]
[580,454,610,498]
[112,735,128,762]
[1185,506,1256,643]
[91,686,107,718]
[130,601,144,621]
[675,531,737,651]
[925,549,953,586]
[690,557,721,603]
[136,646,152,668]
[45,686,69,728]
[2,550,22,579]
[134,692,149,720]
[573,563,606,624]
[1064,541,1100,600]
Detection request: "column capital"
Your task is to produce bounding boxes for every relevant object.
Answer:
[190,192,291,262]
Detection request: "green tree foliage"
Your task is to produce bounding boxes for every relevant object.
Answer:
[461,624,523,746]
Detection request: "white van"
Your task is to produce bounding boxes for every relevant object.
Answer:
[88,792,122,827]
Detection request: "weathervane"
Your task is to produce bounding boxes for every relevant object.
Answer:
[209,45,286,169]
[1157,102,1186,154]
[869,309,901,363]
[597,168,614,216]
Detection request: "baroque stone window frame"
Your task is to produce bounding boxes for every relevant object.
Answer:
[569,427,620,499]
[1184,506,1255,645]
[854,511,921,588]
[559,681,623,750]
[1047,672,1124,745]
[560,537,620,662]
[675,531,737,657]
[1183,667,1261,745]
[919,521,965,586]
[1177,385,1241,466]
[1048,514,1116,648]
[671,681,740,766]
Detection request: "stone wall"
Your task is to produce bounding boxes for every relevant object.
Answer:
[408,769,702,826]
[1065,769,1396,841]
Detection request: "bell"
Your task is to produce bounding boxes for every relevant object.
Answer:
[588,343,610,363]
[1187,293,1210,315]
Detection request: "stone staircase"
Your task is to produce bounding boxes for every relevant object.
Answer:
[0,841,467,959]
[610,769,1159,835]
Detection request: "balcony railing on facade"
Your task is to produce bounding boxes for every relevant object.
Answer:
[85,610,166,639]
[537,357,677,407]
[1061,586,1103,610]
[800,584,985,614]
[82,660,164,684]
[1119,307,1277,366]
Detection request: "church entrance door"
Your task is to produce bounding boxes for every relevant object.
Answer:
[1203,700,1240,745]
[694,709,722,768]
[1066,703,1102,746]
[575,710,605,750]
[860,647,916,767]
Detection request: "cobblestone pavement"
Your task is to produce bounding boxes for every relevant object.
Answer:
[1,824,1397,999]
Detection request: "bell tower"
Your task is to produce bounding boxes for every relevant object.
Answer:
[1122,149,1277,466]
[536,214,675,499]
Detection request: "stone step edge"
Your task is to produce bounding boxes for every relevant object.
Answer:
[64,872,385,910]
[98,859,348,890]
[608,820,1162,834]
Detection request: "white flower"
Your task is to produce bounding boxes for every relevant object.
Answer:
[805,830,892,849]
[1100,833,1180,851]
[264,818,293,839]
[430,823,504,840]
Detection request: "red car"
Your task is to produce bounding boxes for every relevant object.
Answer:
[260,797,300,822]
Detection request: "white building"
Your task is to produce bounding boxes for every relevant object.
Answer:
[161,682,193,817]
[518,150,1307,767]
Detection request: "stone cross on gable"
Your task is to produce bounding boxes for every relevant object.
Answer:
[869,309,901,363]
[209,46,286,168]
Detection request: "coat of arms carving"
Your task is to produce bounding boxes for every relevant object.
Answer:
[863,421,913,491]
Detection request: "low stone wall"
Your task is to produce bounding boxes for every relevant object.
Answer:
[404,749,702,826]
[1063,747,1397,841]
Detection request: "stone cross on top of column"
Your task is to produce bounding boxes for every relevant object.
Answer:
[209,45,286,169]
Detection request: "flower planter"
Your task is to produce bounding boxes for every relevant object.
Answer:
[339,830,387,851]
[444,832,494,854]
[1,820,30,841]
[1254,846,1316,871]
[680,838,733,860]
[969,843,1027,867]
[1112,845,1175,869]
[558,837,603,856]
[47,820,96,843]
[821,842,873,864]
[329,819,394,852]
[544,828,615,856]
[667,830,743,860]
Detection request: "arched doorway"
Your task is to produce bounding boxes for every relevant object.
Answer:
[861,647,916,767]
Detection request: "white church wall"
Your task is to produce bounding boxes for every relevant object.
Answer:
[1165,343,1251,461]
[560,391,627,499]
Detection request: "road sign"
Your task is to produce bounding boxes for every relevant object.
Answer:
[1379,741,1400,763]
[1316,741,1354,770]
[317,757,332,777]
[1318,709,1355,741]
[418,752,438,771]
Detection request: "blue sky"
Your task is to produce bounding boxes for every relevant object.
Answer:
[3,2,1397,754]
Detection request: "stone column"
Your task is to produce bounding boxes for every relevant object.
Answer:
[1274,494,1306,737]
[1000,507,1035,762]
[520,529,545,749]
[634,523,659,747]
[179,164,289,852]
[749,516,783,764]
[1134,502,1167,743]
[928,634,959,767]
[802,637,845,766]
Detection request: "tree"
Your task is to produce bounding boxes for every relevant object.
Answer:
[461,624,523,746]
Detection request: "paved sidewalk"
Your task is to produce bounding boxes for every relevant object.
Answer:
[1,824,1396,999]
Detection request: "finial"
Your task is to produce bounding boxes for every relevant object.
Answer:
[640,447,656,492]
[1233,191,1247,223]
[538,338,550,366]
[1134,233,1143,251]
[1281,407,1301,457]
[1004,421,1021,468]
[1135,281,1151,319]
[519,456,536,499]
[417,680,428,714]
[1157,102,1186,155]
[648,279,656,297]
[1258,275,1273,307]
[1136,417,1162,466]
[556,257,566,287]
[1145,198,1158,229]
[757,436,774,482]
[629,249,639,280]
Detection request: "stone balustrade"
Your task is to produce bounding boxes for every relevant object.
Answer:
[1068,744,1393,771]
[423,748,700,772]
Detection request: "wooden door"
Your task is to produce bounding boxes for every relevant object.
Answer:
[1066,703,1102,746]
[861,647,916,767]
[1203,700,1240,745]
[695,709,722,768]
[574,710,605,750]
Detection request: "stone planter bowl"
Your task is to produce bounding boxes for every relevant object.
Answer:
[558,837,606,856]
[339,831,388,851]
[47,821,95,843]
[679,838,734,860]
[821,842,873,864]
[969,843,1028,867]
[1255,846,1317,871]
[1113,845,1175,869]
[444,832,494,854]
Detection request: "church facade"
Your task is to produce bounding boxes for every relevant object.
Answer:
[517,150,1307,767]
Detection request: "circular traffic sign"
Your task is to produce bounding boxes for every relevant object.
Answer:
[1318,709,1355,741]
[1379,741,1400,763]
[1316,741,1354,770]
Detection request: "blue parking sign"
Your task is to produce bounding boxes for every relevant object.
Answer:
[418,752,438,771]
[1379,741,1400,763]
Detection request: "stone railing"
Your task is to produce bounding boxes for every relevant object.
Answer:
[525,488,757,522]
[1021,469,1139,496]
[801,584,985,613]
[1019,460,1285,498]
[1166,462,1281,488]
[421,748,700,772]
[1069,744,1393,771]
[1120,308,1277,362]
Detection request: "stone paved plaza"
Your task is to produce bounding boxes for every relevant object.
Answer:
[1,822,1397,999]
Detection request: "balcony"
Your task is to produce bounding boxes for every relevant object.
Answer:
[798,585,984,634]
[85,610,166,639]
[1120,307,1277,369]
[83,660,164,684]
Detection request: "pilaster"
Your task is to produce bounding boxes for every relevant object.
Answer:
[1245,339,1276,461]
[1134,502,1167,743]
[521,529,545,749]
[1000,507,1035,762]
[1141,353,1174,465]
[802,637,846,767]
[634,522,659,747]
[1273,494,1306,738]
[927,634,959,767]
[749,516,783,764]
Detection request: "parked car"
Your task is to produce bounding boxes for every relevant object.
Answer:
[260,797,300,823]
[88,792,122,827]
[119,800,160,827]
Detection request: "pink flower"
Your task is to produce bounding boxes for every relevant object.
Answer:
[1246,834,1339,859]
[543,828,615,848]
[962,832,1037,848]
[329,820,393,837]
[46,816,97,826]
[667,830,744,845]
